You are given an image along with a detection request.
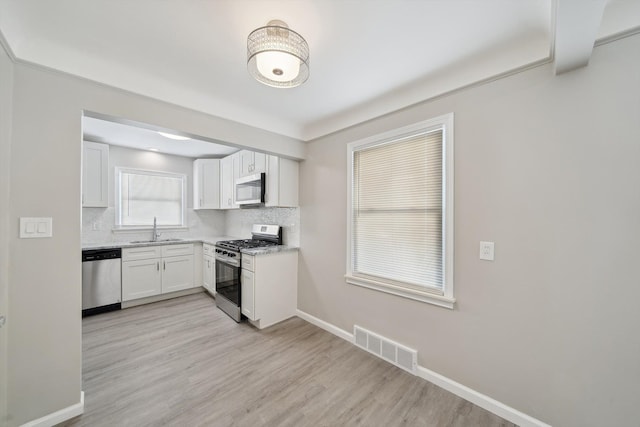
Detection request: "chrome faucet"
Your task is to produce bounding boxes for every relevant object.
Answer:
[152,216,161,242]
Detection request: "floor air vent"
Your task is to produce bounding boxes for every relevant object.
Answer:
[353,325,417,374]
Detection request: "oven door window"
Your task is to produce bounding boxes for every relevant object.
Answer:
[215,259,240,305]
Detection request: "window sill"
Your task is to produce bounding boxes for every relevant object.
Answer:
[345,274,455,310]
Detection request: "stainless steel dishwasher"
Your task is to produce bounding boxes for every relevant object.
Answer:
[82,248,122,316]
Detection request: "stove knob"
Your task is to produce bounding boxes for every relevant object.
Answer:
[222,251,228,255]
[230,253,236,258]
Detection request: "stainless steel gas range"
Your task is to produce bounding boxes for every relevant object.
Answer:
[214,224,282,322]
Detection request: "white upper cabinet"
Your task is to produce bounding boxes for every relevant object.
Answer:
[265,155,299,208]
[220,152,239,209]
[219,150,298,208]
[82,141,109,207]
[239,150,266,177]
[193,159,221,209]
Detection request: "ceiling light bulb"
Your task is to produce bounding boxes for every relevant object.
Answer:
[157,131,190,141]
[256,51,301,82]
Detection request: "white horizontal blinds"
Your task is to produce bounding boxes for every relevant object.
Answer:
[353,129,443,291]
[120,171,184,226]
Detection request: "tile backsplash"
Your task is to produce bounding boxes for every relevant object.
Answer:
[225,207,300,247]
[82,207,299,247]
[82,208,226,244]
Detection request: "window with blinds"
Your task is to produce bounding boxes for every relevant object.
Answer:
[116,168,186,227]
[346,114,454,308]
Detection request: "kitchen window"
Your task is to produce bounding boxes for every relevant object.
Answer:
[346,113,455,309]
[115,168,186,228]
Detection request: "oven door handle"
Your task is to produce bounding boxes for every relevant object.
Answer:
[215,255,240,268]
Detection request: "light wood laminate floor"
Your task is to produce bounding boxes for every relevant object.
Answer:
[60,293,516,427]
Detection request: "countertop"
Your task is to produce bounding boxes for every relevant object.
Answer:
[82,237,299,255]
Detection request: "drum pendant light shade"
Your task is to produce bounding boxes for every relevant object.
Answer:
[247,20,309,88]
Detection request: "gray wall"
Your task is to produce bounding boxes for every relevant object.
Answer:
[6,62,305,425]
[298,34,640,427]
[0,42,13,427]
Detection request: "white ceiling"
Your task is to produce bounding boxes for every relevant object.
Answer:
[1,0,639,143]
[83,115,239,158]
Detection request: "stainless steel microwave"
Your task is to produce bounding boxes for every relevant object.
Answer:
[235,173,265,207]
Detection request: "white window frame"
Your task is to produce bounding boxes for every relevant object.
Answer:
[115,167,187,229]
[345,113,455,309]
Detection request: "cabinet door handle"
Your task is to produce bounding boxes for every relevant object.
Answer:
[157,261,159,271]
[163,261,166,270]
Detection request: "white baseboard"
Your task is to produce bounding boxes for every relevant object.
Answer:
[295,309,353,342]
[20,391,84,427]
[416,367,551,427]
[296,309,551,427]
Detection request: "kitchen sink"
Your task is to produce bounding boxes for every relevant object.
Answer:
[130,238,184,244]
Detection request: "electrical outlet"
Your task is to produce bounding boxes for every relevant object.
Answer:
[479,241,495,261]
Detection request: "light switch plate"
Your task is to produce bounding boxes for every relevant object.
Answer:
[20,217,53,238]
[479,241,495,261]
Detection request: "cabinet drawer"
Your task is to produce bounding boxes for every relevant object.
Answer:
[242,254,255,272]
[161,243,194,257]
[122,246,162,261]
[203,243,214,255]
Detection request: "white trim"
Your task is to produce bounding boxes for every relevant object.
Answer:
[595,25,640,47]
[415,367,551,427]
[296,310,551,427]
[295,309,353,342]
[20,391,84,427]
[345,113,455,308]
[345,274,455,309]
[0,29,16,62]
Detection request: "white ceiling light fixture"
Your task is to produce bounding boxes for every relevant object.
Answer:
[157,131,191,141]
[247,20,309,88]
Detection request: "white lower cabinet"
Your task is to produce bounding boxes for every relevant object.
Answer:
[122,258,162,301]
[161,255,194,293]
[240,268,255,319]
[202,243,215,294]
[240,251,298,329]
[122,244,194,302]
